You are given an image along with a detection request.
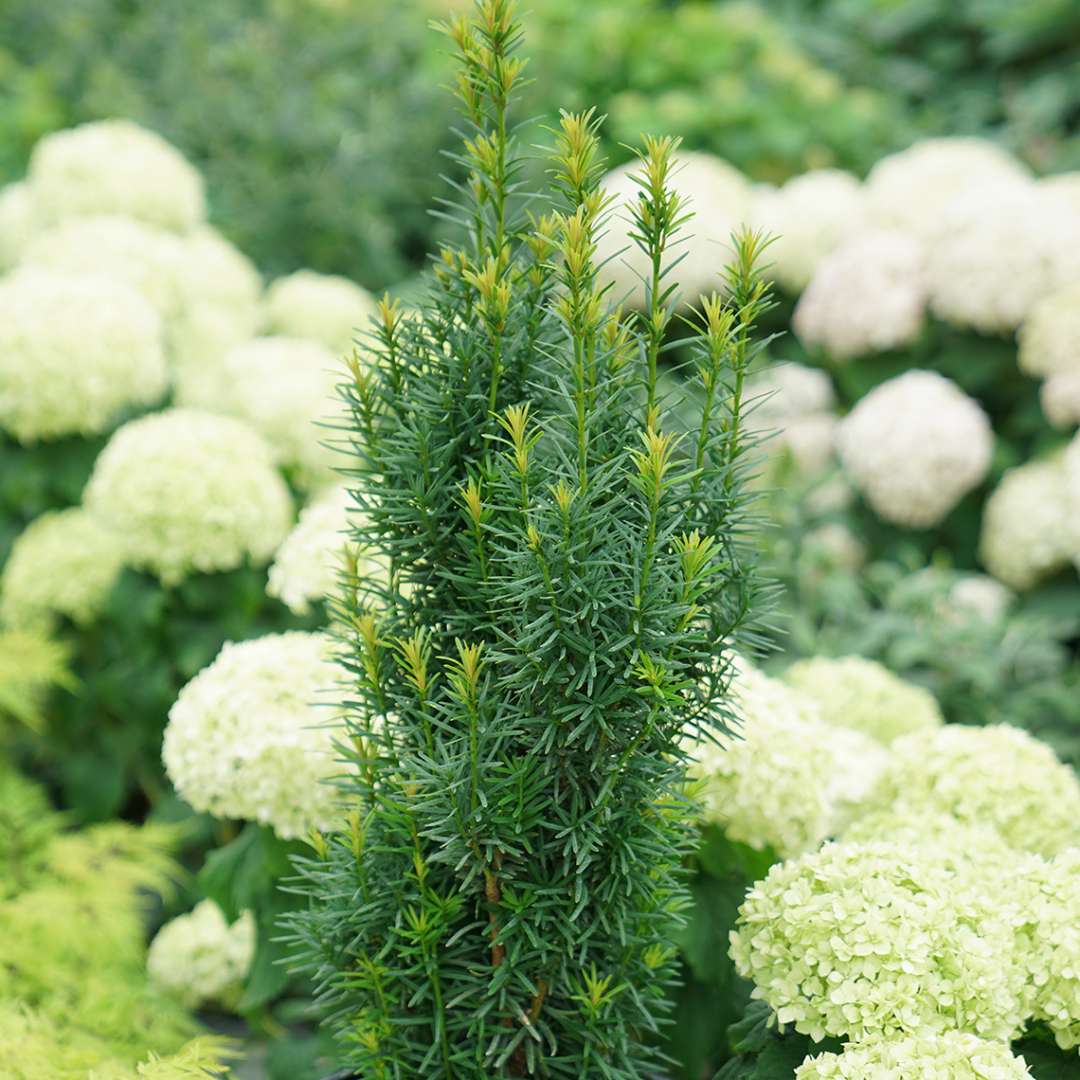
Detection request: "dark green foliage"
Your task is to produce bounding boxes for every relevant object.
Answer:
[0,0,459,288]
[16,566,320,822]
[287,3,769,1075]
[774,0,1080,171]
[522,0,914,183]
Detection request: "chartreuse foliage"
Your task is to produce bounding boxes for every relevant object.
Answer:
[0,766,234,1079]
[287,2,769,1076]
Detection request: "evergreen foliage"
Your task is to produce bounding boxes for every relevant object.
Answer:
[288,2,770,1075]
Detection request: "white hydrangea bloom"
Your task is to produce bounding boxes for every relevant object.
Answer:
[796,1032,1034,1080]
[867,724,1080,856]
[793,230,925,360]
[730,840,1030,1043]
[0,508,125,631]
[801,524,866,574]
[170,227,262,403]
[783,656,943,746]
[750,169,865,293]
[946,574,1013,622]
[840,809,1013,863]
[84,408,292,585]
[1039,171,1080,216]
[27,119,205,233]
[1041,371,1080,429]
[1018,281,1080,378]
[211,337,342,490]
[267,487,352,614]
[979,459,1073,590]
[686,664,885,857]
[264,269,377,357]
[595,152,753,306]
[746,362,837,473]
[0,268,167,443]
[0,182,35,269]
[1028,849,1080,1050]
[865,137,1031,239]
[163,632,345,838]
[926,180,1080,332]
[147,901,254,1010]
[24,214,185,316]
[837,371,992,528]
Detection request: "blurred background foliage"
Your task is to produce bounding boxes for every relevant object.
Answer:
[8,0,1078,294]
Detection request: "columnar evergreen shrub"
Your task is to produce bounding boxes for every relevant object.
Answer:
[288,3,769,1074]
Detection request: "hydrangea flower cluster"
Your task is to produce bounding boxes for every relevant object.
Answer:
[27,119,206,234]
[162,632,344,839]
[925,180,1080,332]
[1041,371,1080,429]
[0,509,126,631]
[729,840,1029,1044]
[1019,281,1080,379]
[0,182,34,269]
[836,371,992,528]
[867,724,1080,856]
[864,136,1031,239]
[782,655,943,745]
[263,269,376,357]
[169,227,262,402]
[686,664,886,857]
[596,152,752,305]
[745,362,837,475]
[0,268,167,443]
[24,214,185,316]
[979,459,1074,589]
[795,1032,1034,1080]
[84,408,292,585]
[208,337,341,490]
[750,169,865,293]
[946,574,1014,622]
[147,900,255,1010]
[267,487,352,615]
[1027,849,1080,1050]
[793,230,925,360]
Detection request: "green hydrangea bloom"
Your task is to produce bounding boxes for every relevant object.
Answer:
[783,655,943,745]
[730,841,1029,1043]
[796,1031,1033,1079]
[867,724,1080,856]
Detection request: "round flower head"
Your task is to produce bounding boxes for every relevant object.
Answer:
[23,214,185,316]
[595,152,752,306]
[793,230,925,360]
[729,840,1029,1043]
[687,664,885,857]
[84,408,292,585]
[926,180,1080,332]
[979,458,1073,590]
[0,182,35,269]
[840,810,1015,871]
[783,656,943,746]
[868,724,1080,856]
[1018,281,1080,378]
[750,170,865,293]
[0,268,167,443]
[27,119,205,233]
[211,337,342,490]
[865,137,1031,239]
[163,632,344,838]
[170,227,262,403]
[746,362,837,474]
[1041,371,1080,429]
[796,1032,1034,1080]
[837,371,992,528]
[1027,849,1080,1050]
[263,269,376,357]
[268,486,352,614]
[147,900,254,1010]
[946,574,1013,622]
[1,509,125,631]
